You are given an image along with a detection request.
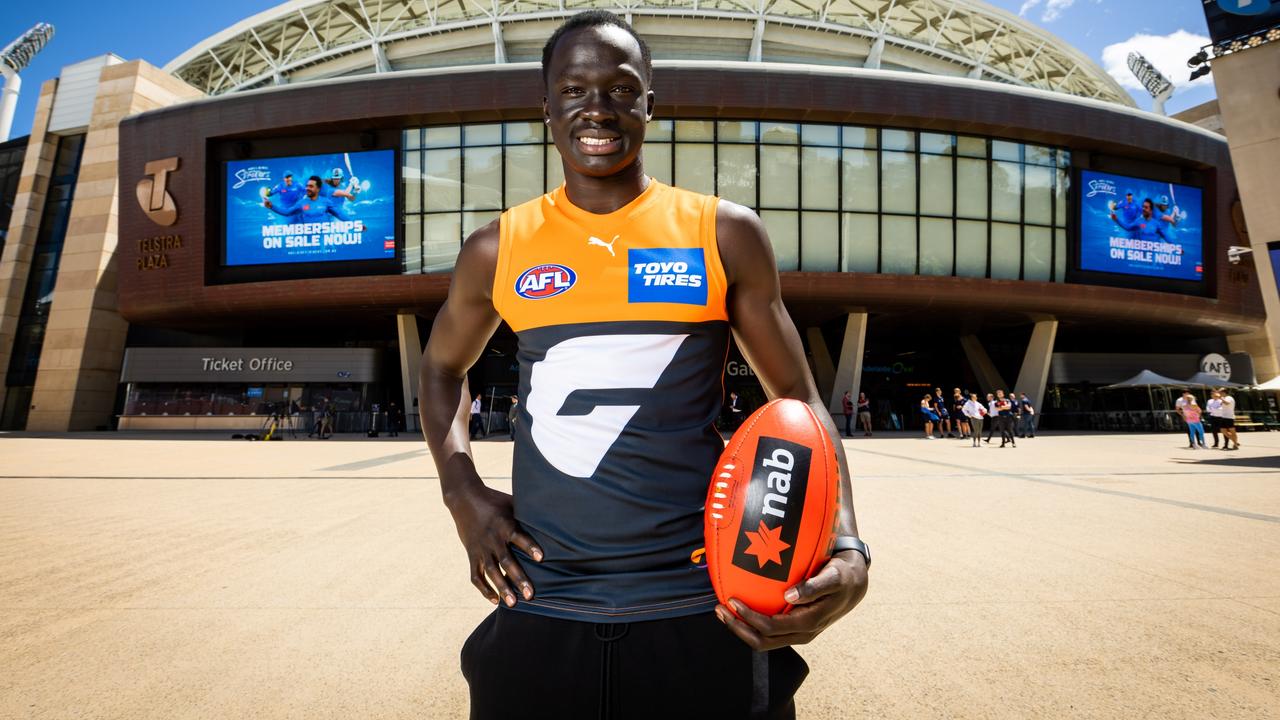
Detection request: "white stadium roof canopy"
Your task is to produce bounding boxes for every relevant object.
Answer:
[166,0,1133,107]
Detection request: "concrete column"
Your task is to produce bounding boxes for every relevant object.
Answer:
[26,62,202,431]
[1012,319,1058,428]
[828,312,868,417]
[397,313,422,425]
[959,334,1007,394]
[0,78,58,419]
[805,327,835,404]
[1210,41,1280,381]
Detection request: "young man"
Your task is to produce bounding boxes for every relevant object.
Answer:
[1206,389,1223,448]
[995,390,1016,448]
[1016,391,1036,438]
[857,391,873,437]
[417,12,868,718]
[1217,388,1240,451]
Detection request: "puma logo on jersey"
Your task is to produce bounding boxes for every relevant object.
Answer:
[588,235,620,257]
[515,264,577,300]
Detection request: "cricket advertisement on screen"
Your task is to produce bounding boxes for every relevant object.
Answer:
[223,149,396,266]
[1078,169,1204,282]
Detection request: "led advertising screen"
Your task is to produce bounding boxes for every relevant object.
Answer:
[224,149,396,266]
[1078,169,1204,282]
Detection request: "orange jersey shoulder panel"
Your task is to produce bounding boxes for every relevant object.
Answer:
[492,180,727,333]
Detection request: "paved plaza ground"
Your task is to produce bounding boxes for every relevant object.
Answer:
[1,429,1278,718]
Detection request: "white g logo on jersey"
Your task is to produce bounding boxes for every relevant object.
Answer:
[526,334,688,478]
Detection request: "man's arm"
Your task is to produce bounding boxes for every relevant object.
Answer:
[419,220,542,608]
[263,197,297,217]
[712,199,868,651]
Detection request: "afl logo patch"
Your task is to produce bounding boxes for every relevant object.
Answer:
[515,264,577,300]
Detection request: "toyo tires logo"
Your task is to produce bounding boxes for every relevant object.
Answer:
[515,264,577,300]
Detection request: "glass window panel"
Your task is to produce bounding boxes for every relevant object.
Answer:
[717,120,756,143]
[463,146,502,210]
[841,213,878,272]
[801,212,839,271]
[505,144,543,207]
[404,128,422,150]
[646,143,673,186]
[801,124,840,147]
[423,213,461,272]
[647,119,674,141]
[717,144,757,207]
[760,146,799,208]
[1025,144,1053,166]
[841,149,877,212]
[991,161,1022,222]
[505,121,543,144]
[842,127,876,148]
[992,140,1021,162]
[403,151,422,214]
[956,220,987,278]
[1024,165,1052,225]
[920,133,954,155]
[403,214,422,274]
[1054,228,1066,282]
[1054,169,1070,227]
[956,158,988,219]
[957,136,986,158]
[920,154,953,217]
[1056,148,1071,169]
[675,120,712,141]
[760,122,799,144]
[880,216,917,275]
[424,149,461,211]
[919,218,953,276]
[465,124,503,146]
[1024,226,1051,281]
[463,210,501,241]
[673,143,713,194]
[990,222,1021,279]
[425,126,461,148]
[761,210,799,271]
[880,151,916,215]
[545,144,564,190]
[881,129,915,152]
[800,146,838,210]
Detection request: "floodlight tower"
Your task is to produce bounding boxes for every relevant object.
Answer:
[1127,51,1174,116]
[0,23,54,142]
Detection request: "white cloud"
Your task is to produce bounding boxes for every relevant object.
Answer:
[1041,0,1075,22]
[1101,29,1213,95]
[1019,0,1041,16]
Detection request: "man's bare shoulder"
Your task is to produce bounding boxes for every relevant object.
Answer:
[453,218,501,301]
[714,198,773,285]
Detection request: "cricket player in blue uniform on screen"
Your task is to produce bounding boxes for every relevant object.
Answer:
[1110,198,1168,242]
[263,176,347,222]
[264,171,304,208]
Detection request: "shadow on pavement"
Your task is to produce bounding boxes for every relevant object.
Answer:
[1171,454,1280,470]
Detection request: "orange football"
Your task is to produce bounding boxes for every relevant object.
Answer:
[705,398,840,616]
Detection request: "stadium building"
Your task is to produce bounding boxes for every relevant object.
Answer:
[0,0,1275,433]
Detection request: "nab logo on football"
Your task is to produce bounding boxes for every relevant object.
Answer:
[731,437,811,582]
[515,264,576,300]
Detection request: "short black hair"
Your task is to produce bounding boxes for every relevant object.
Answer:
[542,10,652,86]
[307,175,322,187]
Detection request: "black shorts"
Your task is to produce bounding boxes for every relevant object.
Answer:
[1216,417,1235,429]
[461,608,809,719]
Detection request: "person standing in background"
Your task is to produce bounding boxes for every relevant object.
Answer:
[842,391,854,437]
[857,392,873,437]
[469,393,484,440]
[963,392,987,447]
[1217,388,1240,451]
[1017,392,1036,438]
[952,388,970,440]
[996,390,1015,448]
[1205,389,1223,448]
[1176,390,1205,449]
[984,392,998,444]
[920,394,939,439]
[508,396,519,437]
[726,390,745,430]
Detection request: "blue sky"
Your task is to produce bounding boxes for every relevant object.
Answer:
[2,0,1215,139]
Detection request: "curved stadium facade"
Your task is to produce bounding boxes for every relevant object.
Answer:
[0,0,1268,432]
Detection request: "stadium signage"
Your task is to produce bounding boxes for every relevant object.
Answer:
[1199,353,1232,381]
[136,157,180,226]
[201,356,296,373]
[136,235,182,271]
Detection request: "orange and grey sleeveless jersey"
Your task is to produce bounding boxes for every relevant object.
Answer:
[493,179,729,622]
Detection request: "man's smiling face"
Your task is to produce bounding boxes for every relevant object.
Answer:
[543,25,654,179]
